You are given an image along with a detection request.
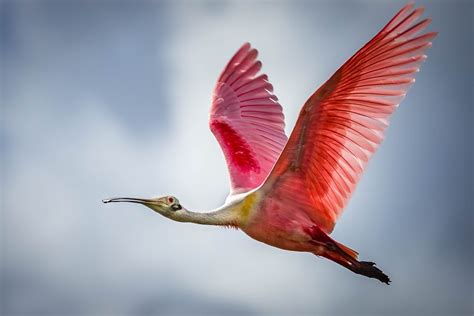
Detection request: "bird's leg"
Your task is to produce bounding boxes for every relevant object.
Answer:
[305,226,391,284]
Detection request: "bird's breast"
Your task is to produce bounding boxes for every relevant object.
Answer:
[238,196,315,252]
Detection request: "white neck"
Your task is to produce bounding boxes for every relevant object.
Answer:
[177,209,237,226]
[150,191,256,227]
[172,190,257,227]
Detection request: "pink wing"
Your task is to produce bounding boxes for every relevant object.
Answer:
[261,4,437,233]
[210,43,288,194]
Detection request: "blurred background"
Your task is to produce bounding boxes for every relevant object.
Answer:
[1,0,472,315]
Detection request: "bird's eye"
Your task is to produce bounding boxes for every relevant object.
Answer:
[168,197,174,204]
[171,204,182,211]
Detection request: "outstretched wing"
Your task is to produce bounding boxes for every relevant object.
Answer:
[261,4,437,233]
[210,43,288,194]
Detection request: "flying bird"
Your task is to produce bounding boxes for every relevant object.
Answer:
[104,3,436,284]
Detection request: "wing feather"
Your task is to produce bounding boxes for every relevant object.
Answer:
[261,4,437,233]
[210,43,288,194]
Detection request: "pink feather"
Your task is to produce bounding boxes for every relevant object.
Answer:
[261,3,437,233]
[210,43,288,193]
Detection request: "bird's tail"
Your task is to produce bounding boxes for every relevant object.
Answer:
[307,226,390,284]
[322,249,391,285]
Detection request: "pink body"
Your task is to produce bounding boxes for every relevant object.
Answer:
[242,196,317,253]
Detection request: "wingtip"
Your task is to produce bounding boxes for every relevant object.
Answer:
[241,42,251,50]
[414,6,425,16]
[239,43,259,60]
[398,2,416,17]
[248,48,259,59]
[403,2,415,11]
[429,31,439,38]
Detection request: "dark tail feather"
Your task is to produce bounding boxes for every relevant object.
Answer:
[320,249,391,284]
[307,226,390,284]
[352,261,391,285]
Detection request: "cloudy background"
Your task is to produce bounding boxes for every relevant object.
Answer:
[1,0,472,315]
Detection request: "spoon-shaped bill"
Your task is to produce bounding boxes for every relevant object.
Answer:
[102,197,154,204]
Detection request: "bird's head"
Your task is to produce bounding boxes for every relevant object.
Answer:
[103,195,186,220]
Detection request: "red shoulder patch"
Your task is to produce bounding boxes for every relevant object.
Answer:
[211,120,260,173]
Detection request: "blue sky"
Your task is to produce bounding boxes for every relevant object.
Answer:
[1,1,473,315]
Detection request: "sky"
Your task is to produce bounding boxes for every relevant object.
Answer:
[1,0,473,315]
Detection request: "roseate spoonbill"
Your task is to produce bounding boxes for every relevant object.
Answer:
[104,3,436,284]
